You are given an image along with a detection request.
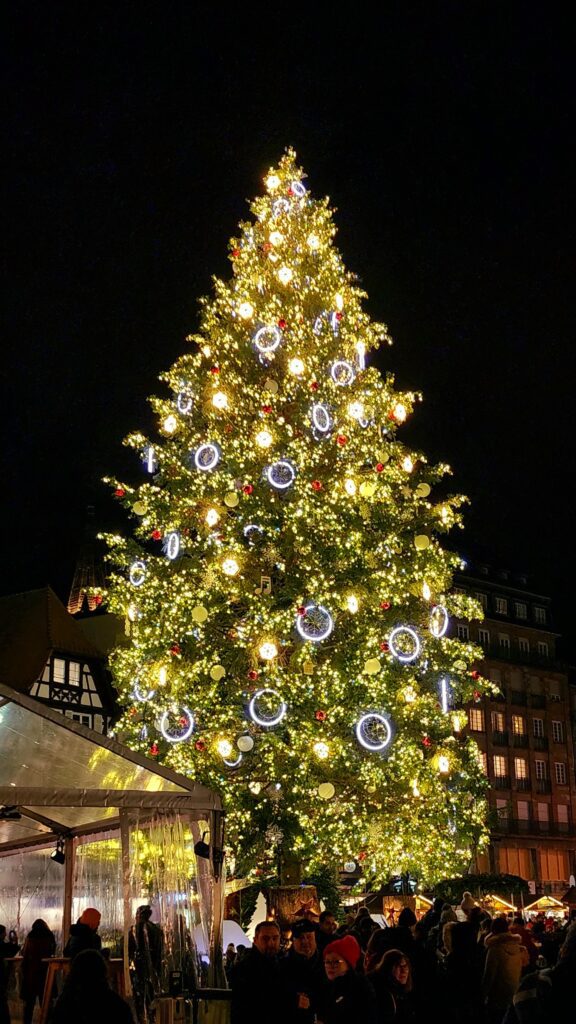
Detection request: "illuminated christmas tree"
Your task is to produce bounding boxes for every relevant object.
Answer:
[104,150,490,885]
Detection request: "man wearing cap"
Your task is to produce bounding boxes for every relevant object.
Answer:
[279,919,327,1022]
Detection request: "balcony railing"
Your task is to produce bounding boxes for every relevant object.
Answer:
[514,777,531,791]
[513,733,529,748]
[492,730,509,746]
[530,694,547,709]
[510,690,528,707]
[535,778,551,794]
[493,775,511,790]
[492,817,571,836]
[533,736,548,751]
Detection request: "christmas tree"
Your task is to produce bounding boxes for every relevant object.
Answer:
[104,150,490,886]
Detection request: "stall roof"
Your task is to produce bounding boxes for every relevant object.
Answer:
[524,895,567,912]
[0,684,222,853]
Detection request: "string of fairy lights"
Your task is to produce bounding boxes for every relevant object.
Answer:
[102,150,491,884]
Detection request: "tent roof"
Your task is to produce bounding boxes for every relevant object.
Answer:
[0,684,222,853]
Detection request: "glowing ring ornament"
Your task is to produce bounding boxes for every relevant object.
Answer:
[266,460,296,490]
[439,675,451,714]
[430,604,449,638]
[160,707,195,743]
[355,712,393,752]
[194,443,220,471]
[296,604,334,642]
[248,688,287,728]
[176,391,193,414]
[388,625,421,663]
[310,403,333,434]
[144,446,157,473]
[129,561,147,587]
[290,180,306,197]
[272,198,291,217]
[164,531,181,560]
[330,360,356,386]
[243,523,264,542]
[223,753,243,769]
[254,325,282,355]
[133,683,156,702]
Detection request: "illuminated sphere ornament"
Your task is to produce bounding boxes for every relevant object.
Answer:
[393,402,407,422]
[307,234,320,250]
[258,640,278,661]
[278,266,293,285]
[344,860,357,873]
[248,688,286,728]
[163,414,178,434]
[296,604,334,642]
[255,429,273,449]
[414,534,430,551]
[224,492,239,508]
[212,391,228,409]
[402,456,414,473]
[194,443,220,471]
[269,231,284,246]
[205,508,219,527]
[364,658,381,675]
[266,174,280,191]
[222,558,240,577]
[430,604,449,638]
[210,665,226,681]
[237,735,254,753]
[217,739,233,759]
[438,755,450,774]
[347,595,359,613]
[388,625,421,664]
[191,605,208,623]
[129,561,147,587]
[266,460,296,490]
[238,301,254,320]
[289,357,305,375]
[318,782,335,800]
[330,360,355,386]
[355,712,393,753]
[160,707,195,743]
[313,741,330,760]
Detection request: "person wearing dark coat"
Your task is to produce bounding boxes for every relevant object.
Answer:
[64,908,102,959]
[19,919,56,1024]
[51,949,133,1024]
[279,919,327,1022]
[367,948,418,1023]
[316,935,378,1024]
[0,925,20,1024]
[230,920,284,1024]
[128,905,164,1024]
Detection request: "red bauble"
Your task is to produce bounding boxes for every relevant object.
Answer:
[114,488,125,498]
[195,739,206,752]
[336,435,347,447]
[471,670,481,680]
[210,366,220,375]
[311,480,322,491]
[376,463,384,472]
[335,311,343,321]
[310,381,319,391]
[243,484,254,494]
[380,642,389,652]
[170,644,181,656]
[94,595,103,607]
[315,710,327,722]
[248,669,259,680]
[262,404,272,413]
[357,851,367,862]
[287,187,294,196]
[149,743,159,757]
[278,318,287,329]
[422,736,431,747]
[297,606,306,616]
[262,242,272,252]
[151,529,162,540]
[387,411,396,421]
[231,248,240,258]
[380,601,391,610]
[473,690,481,701]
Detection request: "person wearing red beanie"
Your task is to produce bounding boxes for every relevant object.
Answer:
[317,935,378,1022]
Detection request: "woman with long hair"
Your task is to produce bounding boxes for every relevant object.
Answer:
[19,919,56,1024]
[366,948,417,1023]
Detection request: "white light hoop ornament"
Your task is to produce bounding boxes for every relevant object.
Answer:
[253,325,282,355]
[330,360,356,386]
[296,604,334,642]
[430,604,449,638]
[330,312,340,334]
[248,688,287,728]
[160,707,195,743]
[272,198,291,217]
[143,446,158,473]
[176,391,193,415]
[266,460,296,490]
[194,443,220,471]
[290,180,306,197]
[133,683,156,702]
[439,676,451,714]
[355,712,393,753]
[129,561,147,587]
[243,523,264,542]
[310,403,333,435]
[223,753,243,769]
[164,531,181,560]
[388,625,421,663]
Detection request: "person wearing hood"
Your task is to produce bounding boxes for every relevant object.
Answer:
[482,917,526,1024]
[64,908,102,959]
[317,935,378,1024]
[19,919,56,1024]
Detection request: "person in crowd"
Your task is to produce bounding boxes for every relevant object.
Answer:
[367,948,417,1023]
[459,891,476,920]
[509,915,538,971]
[351,908,379,951]
[317,934,378,1023]
[128,905,163,1024]
[51,948,133,1023]
[230,920,282,1024]
[420,896,445,935]
[0,925,20,1024]
[224,942,237,981]
[235,943,247,962]
[280,918,327,1022]
[19,919,56,1024]
[441,921,483,1023]
[64,908,102,959]
[317,911,338,953]
[505,921,576,1022]
[429,906,457,955]
[482,916,525,1024]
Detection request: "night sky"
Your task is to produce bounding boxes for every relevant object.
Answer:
[2,6,575,648]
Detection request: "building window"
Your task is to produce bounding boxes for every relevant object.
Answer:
[537,802,549,822]
[493,755,507,778]
[557,804,568,824]
[457,624,470,640]
[475,592,488,610]
[496,798,509,820]
[533,718,544,738]
[518,638,530,654]
[517,800,530,820]
[52,658,66,683]
[514,758,528,779]
[68,661,81,686]
[478,750,487,774]
[494,596,508,614]
[512,715,525,735]
[537,641,549,657]
[515,601,527,619]
[535,760,546,781]
[534,606,546,624]
[469,708,485,732]
[554,763,567,785]
[489,668,502,685]
[499,634,510,651]
[491,711,505,732]
[549,682,561,702]
[552,721,563,744]
[478,628,490,646]
[453,587,466,596]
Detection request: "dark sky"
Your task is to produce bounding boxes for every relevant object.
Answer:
[2,5,575,648]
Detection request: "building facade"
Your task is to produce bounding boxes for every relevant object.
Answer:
[453,564,576,895]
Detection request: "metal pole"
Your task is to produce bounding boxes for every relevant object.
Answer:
[120,810,133,998]
[62,836,75,948]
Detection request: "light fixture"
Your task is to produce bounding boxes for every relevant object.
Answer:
[51,838,66,865]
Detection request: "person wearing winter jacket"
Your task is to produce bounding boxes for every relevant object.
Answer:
[51,949,133,1024]
[367,948,417,1023]
[19,919,56,1024]
[504,920,576,1023]
[482,917,526,1024]
[317,935,378,1024]
[63,908,102,959]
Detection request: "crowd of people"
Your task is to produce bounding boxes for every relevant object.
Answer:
[229,899,576,1023]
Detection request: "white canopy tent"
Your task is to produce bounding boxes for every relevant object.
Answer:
[0,684,225,987]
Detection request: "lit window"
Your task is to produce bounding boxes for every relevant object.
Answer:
[512,715,525,735]
[68,662,80,686]
[534,606,546,624]
[514,758,528,779]
[499,634,510,650]
[535,759,546,780]
[478,750,487,774]
[533,718,544,738]
[517,800,530,820]
[493,755,507,778]
[478,628,490,646]
[552,721,563,743]
[514,602,527,619]
[554,762,567,785]
[457,624,470,640]
[52,658,66,683]
[518,638,530,654]
[469,708,485,732]
[475,592,488,609]
[491,711,505,732]
[496,798,509,820]
[557,804,568,823]
[494,597,508,614]
[537,802,549,822]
